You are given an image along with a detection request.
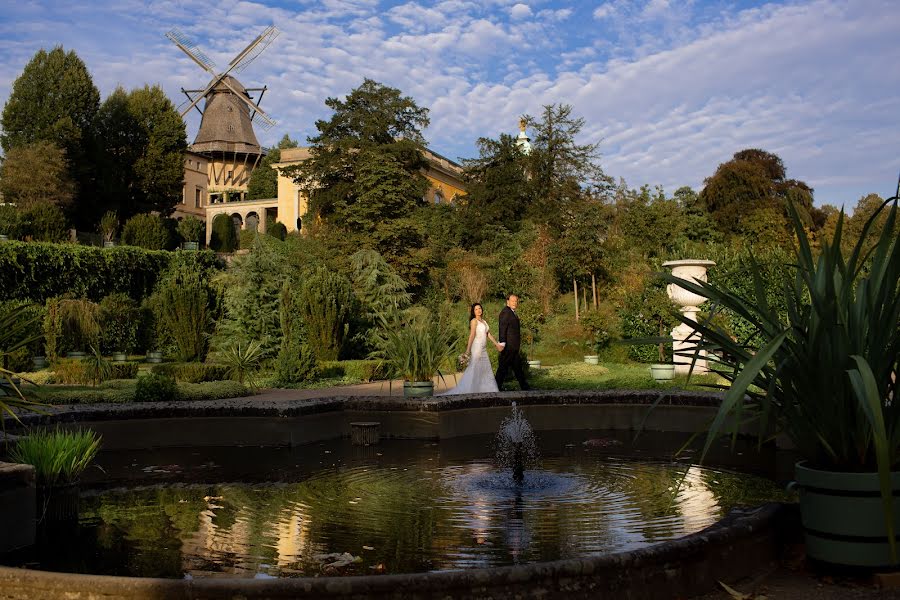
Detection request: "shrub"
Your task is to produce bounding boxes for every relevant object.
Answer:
[57,298,100,354]
[50,359,137,385]
[22,204,69,242]
[133,372,180,402]
[150,362,230,383]
[579,305,619,355]
[239,228,257,249]
[222,340,266,390]
[0,242,222,304]
[121,213,171,250]
[0,300,44,366]
[99,210,118,243]
[209,213,237,252]
[0,204,25,238]
[178,380,247,401]
[267,221,287,241]
[176,216,204,245]
[317,360,388,382]
[274,281,317,385]
[153,267,213,362]
[298,266,355,361]
[99,293,139,353]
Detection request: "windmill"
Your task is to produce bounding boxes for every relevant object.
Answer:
[166,26,279,202]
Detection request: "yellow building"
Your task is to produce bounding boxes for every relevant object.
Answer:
[173,150,210,221]
[203,145,466,242]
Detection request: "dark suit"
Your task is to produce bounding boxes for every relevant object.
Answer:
[495,306,529,391]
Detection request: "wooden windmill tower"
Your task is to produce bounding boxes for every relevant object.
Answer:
[166,26,279,204]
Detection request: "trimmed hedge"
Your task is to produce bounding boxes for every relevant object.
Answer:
[317,359,389,382]
[50,359,138,385]
[33,379,248,405]
[0,242,223,303]
[150,362,231,383]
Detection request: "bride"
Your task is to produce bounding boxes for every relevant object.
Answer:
[440,303,501,395]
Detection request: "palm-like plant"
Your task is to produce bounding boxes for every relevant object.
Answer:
[222,340,266,391]
[665,197,899,554]
[0,303,45,426]
[377,309,457,382]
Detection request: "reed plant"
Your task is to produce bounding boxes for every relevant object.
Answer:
[9,428,101,487]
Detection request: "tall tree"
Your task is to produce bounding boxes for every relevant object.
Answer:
[247,134,299,200]
[95,85,187,220]
[0,140,75,209]
[699,148,814,241]
[1,46,100,226]
[460,133,531,246]
[524,104,611,233]
[283,79,431,285]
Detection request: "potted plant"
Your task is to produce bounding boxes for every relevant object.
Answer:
[649,331,675,382]
[9,428,101,522]
[518,302,544,369]
[57,298,100,358]
[177,215,204,251]
[99,210,118,247]
[666,198,900,568]
[378,309,456,398]
[580,308,613,367]
[99,293,138,364]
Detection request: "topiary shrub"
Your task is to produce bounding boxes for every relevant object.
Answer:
[298,266,356,361]
[209,213,237,252]
[99,293,139,354]
[150,362,230,383]
[176,216,204,246]
[121,213,171,250]
[267,221,287,241]
[134,372,180,402]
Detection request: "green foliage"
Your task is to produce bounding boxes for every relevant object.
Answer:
[209,214,237,252]
[57,298,100,354]
[298,266,356,361]
[274,281,317,385]
[95,85,187,219]
[376,309,457,381]
[267,221,287,241]
[239,228,258,249]
[152,263,214,362]
[350,249,411,351]
[317,360,389,382]
[150,362,230,383]
[81,345,112,386]
[216,236,294,356]
[247,135,297,200]
[222,340,266,390]
[9,428,101,486]
[1,46,100,228]
[176,216,204,244]
[0,301,45,421]
[580,306,618,354]
[133,372,181,402]
[20,204,70,242]
[0,205,25,238]
[0,242,218,304]
[619,276,679,363]
[0,140,75,210]
[99,293,139,353]
[121,213,172,250]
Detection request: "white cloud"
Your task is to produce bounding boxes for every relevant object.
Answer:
[593,3,615,19]
[509,3,532,20]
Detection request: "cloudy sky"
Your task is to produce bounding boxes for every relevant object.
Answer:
[1,0,898,208]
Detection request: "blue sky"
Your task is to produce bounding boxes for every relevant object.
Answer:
[1,0,898,208]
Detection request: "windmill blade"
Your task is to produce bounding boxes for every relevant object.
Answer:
[217,77,277,130]
[229,25,280,74]
[166,28,217,74]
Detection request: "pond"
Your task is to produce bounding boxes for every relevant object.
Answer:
[10,431,785,579]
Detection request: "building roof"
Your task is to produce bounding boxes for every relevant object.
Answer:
[190,76,262,156]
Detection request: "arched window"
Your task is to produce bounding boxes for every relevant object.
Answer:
[433,190,444,204]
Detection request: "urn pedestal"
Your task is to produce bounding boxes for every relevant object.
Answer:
[662,260,715,374]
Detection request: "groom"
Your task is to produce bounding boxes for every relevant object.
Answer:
[495,294,530,391]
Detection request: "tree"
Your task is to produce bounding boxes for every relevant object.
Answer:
[283,79,431,284]
[673,185,721,244]
[699,148,814,242]
[460,133,531,246]
[247,134,298,200]
[210,213,237,252]
[524,104,612,233]
[0,140,75,209]
[1,46,100,227]
[550,197,615,310]
[121,213,171,250]
[96,85,187,219]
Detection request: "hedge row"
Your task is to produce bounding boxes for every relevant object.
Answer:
[34,379,248,405]
[0,241,222,303]
[150,362,231,383]
[318,359,390,382]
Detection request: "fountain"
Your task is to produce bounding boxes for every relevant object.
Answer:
[494,403,539,485]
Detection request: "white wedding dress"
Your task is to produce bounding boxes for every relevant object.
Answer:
[440,320,499,395]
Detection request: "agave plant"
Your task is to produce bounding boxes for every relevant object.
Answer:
[222,340,266,391]
[9,428,101,487]
[377,309,457,382]
[665,197,899,554]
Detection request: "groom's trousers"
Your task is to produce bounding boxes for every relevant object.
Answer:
[495,348,530,391]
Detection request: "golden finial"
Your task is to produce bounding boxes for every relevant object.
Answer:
[518,118,526,133]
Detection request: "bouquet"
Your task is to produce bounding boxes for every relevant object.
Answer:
[457,353,469,371]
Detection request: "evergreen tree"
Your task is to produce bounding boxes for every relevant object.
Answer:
[1,46,100,227]
[210,214,237,252]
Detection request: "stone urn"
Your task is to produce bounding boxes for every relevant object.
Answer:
[662,260,715,374]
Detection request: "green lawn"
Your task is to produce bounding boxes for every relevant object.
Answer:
[528,361,724,392]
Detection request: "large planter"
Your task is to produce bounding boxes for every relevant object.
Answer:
[103,240,116,248]
[403,381,434,398]
[793,461,900,568]
[527,359,542,369]
[36,482,80,523]
[583,355,599,365]
[183,241,199,251]
[66,351,86,359]
[146,351,163,364]
[32,356,48,370]
[0,234,8,242]
[112,352,127,363]
[650,363,675,381]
